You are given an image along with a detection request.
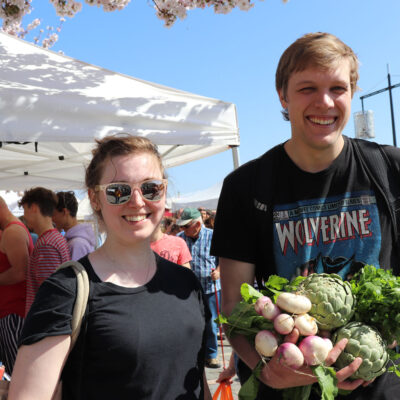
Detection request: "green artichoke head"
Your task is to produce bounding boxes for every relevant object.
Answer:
[298,273,355,331]
[332,322,389,381]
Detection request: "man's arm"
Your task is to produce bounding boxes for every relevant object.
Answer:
[0,225,30,285]
[220,257,365,391]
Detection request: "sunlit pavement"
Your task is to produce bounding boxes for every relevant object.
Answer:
[206,337,241,399]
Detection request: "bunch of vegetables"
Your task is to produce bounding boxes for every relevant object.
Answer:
[217,267,400,400]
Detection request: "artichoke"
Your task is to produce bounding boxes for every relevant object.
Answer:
[298,273,355,330]
[332,322,389,381]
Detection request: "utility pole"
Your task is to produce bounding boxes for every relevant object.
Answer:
[359,64,400,147]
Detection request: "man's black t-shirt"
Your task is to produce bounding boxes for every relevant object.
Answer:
[19,254,209,400]
[212,136,400,280]
[211,136,400,399]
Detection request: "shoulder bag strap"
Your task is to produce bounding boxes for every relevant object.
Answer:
[56,261,90,349]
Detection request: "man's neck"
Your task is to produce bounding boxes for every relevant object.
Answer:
[64,218,78,232]
[284,136,345,173]
[33,218,55,237]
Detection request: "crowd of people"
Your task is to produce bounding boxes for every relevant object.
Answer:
[0,31,399,399]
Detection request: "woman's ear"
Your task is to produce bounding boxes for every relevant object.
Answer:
[88,189,100,211]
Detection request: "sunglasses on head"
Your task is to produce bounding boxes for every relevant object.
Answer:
[95,179,167,205]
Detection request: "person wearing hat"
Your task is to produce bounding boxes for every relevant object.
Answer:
[177,208,221,369]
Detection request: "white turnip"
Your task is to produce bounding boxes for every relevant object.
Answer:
[255,330,279,357]
[276,342,304,369]
[274,313,295,335]
[294,314,318,336]
[276,292,312,314]
[254,296,271,315]
[298,336,333,366]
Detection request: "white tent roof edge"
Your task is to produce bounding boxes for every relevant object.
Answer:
[0,32,240,191]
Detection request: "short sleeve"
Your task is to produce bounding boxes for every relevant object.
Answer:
[176,237,192,265]
[19,268,77,346]
[211,162,257,264]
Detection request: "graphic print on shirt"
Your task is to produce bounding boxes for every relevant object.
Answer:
[272,191,381,280]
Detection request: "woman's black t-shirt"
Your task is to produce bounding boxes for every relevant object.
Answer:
[19,254,208,400]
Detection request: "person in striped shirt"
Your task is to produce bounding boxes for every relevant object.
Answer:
[18,187,70,316]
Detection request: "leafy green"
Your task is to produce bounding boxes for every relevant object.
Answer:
[282,385,312,400]
[241,283,263,304]
[350,265,400,343]
[215,297,273,341]
[311,365,338,400]
[238,360,264,400]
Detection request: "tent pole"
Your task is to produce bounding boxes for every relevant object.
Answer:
[231,146,240,170]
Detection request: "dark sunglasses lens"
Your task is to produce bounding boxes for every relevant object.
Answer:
[105,183,131,204]
[141,180,164,201]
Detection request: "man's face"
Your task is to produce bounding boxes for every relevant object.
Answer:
[182,220,201,238]
[200,210,207,221]
[279,60,352,154]
[52,209,65,231]
[23,204,35,231]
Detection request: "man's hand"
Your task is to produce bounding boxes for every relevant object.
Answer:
[211,268,220,281]
[260,328,365,391]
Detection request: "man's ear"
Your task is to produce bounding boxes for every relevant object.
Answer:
[30,203,39,213]
[278,89,288,109]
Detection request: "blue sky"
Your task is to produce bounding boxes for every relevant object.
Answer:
[19,0,400,198]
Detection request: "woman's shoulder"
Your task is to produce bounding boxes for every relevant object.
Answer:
[156,254,198,281]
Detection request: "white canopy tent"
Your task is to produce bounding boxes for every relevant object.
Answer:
[170,181,222,211]
[0,32,240,191]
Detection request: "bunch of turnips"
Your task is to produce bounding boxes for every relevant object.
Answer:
[217,266,400,400]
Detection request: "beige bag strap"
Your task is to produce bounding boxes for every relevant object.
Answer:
[56,261,90,348]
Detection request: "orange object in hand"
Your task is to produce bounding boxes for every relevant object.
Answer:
[0,365,5,380]
[212,380,234,400]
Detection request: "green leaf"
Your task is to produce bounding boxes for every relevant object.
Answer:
[311,365,338,400]
[282,385,312,400]
[241,283,263,303]
[265,275,289,291]
[238,360,264,400]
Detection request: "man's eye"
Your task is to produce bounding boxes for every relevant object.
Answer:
[299,87,314,93]
[332,86,347,93]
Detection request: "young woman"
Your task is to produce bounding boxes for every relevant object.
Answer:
[9,135,212,400]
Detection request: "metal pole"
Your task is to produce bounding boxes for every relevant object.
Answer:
[387,64,397,147]
[230,146,240,170]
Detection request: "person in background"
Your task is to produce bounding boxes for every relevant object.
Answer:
[0,197,33,374]
[19,216,38,246]
[150,222,192,268]
[177,208,221,369]
[52,191,96,260]
[18,187,70,316]
[211,32,400,399]
[204,213,215,229]
[10,135,212,400]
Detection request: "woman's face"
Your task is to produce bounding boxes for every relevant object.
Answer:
[91,152,166,246]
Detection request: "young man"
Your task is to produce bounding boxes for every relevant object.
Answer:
[177,208,221,368]
[19,187,71,315]
[0,197,33,374]
[211,33,400,399]
[52,191,96,260]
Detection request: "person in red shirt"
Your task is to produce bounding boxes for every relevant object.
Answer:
[0,197,33,374]
[150,223,191,268]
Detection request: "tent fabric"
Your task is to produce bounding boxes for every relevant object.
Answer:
[0,32,240,191]
[170,181,222,211]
